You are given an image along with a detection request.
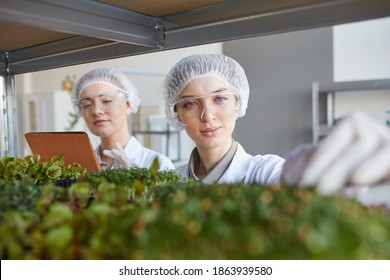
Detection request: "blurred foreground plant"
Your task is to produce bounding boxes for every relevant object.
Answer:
[1,166,389,260]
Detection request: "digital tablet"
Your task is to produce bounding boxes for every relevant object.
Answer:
[25,131,100,172]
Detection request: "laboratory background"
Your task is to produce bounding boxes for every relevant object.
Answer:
[2,0,390,267]
[14,17,390,165]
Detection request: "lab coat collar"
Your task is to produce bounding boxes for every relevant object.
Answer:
[176,142,253,184]
[218,142,253,183]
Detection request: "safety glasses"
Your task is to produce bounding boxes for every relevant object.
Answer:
[78,91,126,116]
[173,91,239,126]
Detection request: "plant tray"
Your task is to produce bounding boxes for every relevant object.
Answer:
[55,179,77,188]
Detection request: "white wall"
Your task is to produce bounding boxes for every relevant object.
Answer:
[334,90,390,125]
[333,17,390,125]
[224,27,333,156]
[334,17,390,81]
[223,17,390,156]
[17,43,223,94]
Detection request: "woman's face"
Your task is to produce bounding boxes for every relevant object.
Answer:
[79,83,131,138]
[176,77,238,150]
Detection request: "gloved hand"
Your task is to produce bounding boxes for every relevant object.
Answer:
[282,112,390,195]
[103,142,132,168]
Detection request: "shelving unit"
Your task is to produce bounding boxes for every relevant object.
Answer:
[133,114,182,163]
[312,78,390,143]
[1,0,390,156]
[134,127,181,163]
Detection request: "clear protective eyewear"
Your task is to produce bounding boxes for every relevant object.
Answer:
[173,91,239,126]
[78,90,126,116]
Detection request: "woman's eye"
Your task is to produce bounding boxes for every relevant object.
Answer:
[81,103,93,109]
[183,101,197,109]
[215,96,228,102]
[103,99,113,104]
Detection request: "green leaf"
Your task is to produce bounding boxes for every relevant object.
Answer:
[45,165,62,180]
[149,157,160,174]
[133,180,145,196]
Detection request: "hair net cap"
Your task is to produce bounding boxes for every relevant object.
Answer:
[72,67,140,116]
[163,54,250,130]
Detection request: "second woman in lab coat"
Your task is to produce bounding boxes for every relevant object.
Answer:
[72,67,174,171]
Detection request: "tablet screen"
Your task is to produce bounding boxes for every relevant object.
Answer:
[25,131,100,172]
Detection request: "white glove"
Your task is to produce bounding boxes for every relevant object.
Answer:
[103,142,132,168]
[282,112,390,195]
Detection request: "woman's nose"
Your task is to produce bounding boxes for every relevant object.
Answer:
[91,104,104,115]
[200,107,216,121]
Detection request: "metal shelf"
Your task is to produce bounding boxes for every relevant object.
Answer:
[133,129,181,163]
[2,0,390,75]
[312,78,390,144]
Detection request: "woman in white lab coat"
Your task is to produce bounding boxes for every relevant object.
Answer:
[163,54,390,199]
[72,67,174,171]
[163,54,284,185]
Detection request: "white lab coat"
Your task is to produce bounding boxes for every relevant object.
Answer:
[176,142,285,185]
[95,136,174,171]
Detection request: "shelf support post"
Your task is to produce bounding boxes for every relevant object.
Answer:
[0,52,19,157]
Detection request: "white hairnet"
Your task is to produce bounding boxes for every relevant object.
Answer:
[72,67,140,116]
[163,54,250,130]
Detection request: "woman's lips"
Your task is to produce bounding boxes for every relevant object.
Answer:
[94,119,108,125]
[200,126,221,136]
